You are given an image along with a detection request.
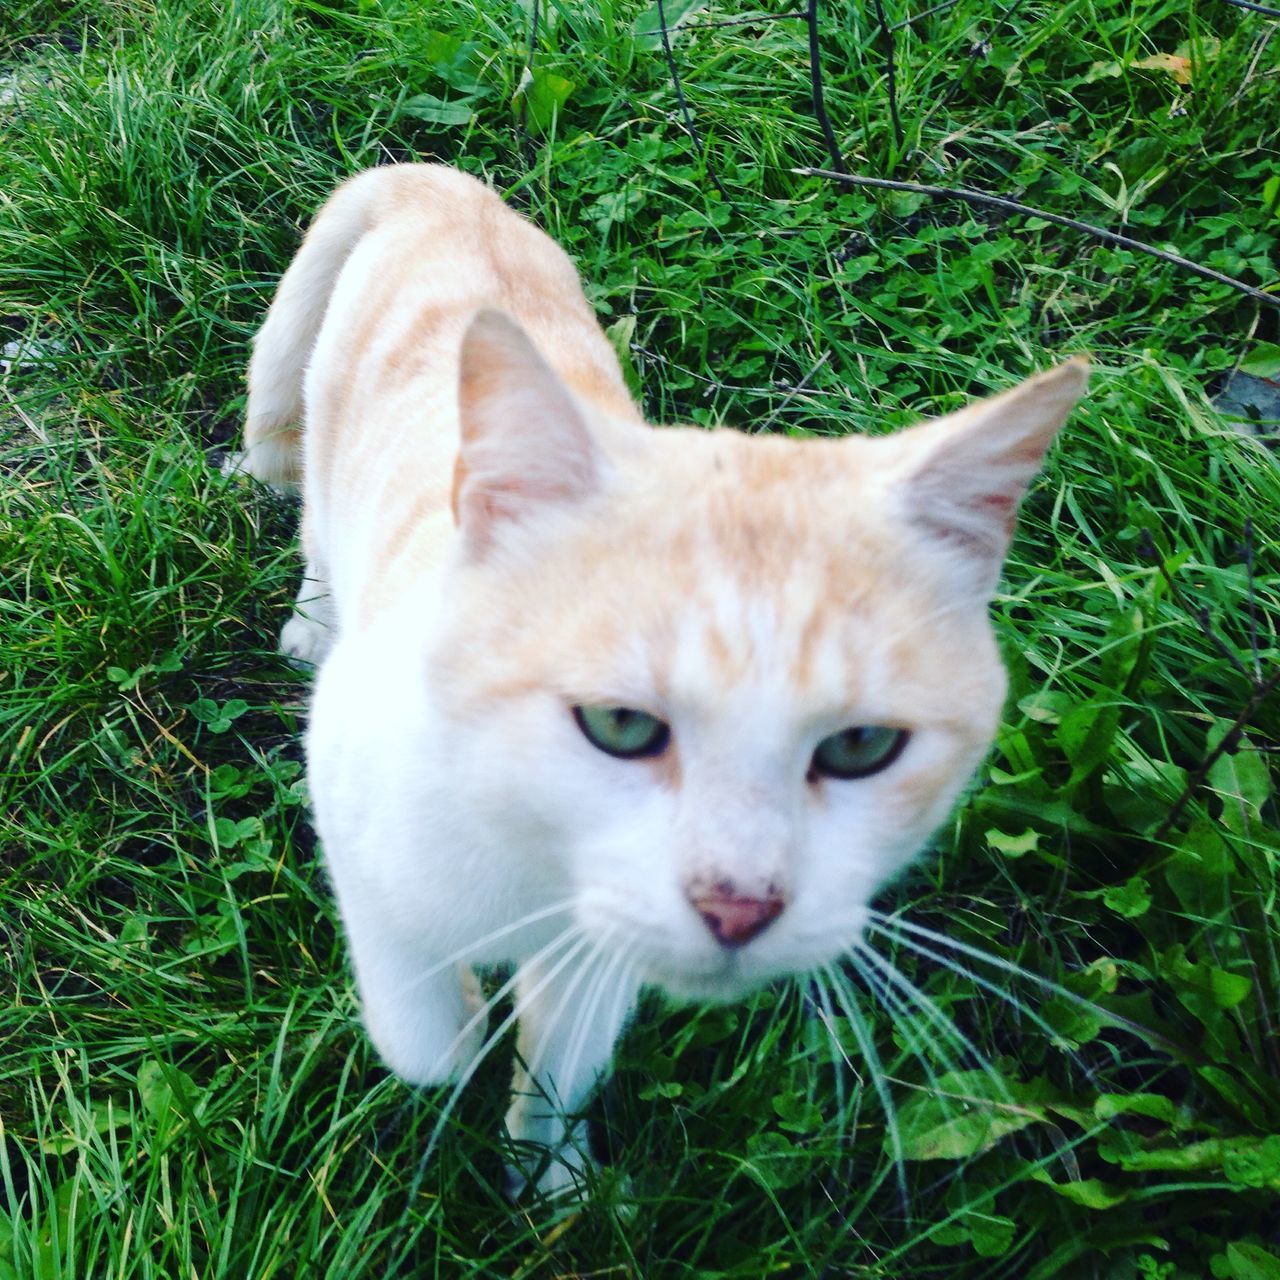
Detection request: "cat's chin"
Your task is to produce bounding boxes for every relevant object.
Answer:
[647,955,793,1005]
[618,919,868,1006]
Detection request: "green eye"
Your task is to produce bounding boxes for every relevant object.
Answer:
[811,726,908,780]
[573,705,671,759]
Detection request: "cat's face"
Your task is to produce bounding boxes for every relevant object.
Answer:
[430,312,1087,1001]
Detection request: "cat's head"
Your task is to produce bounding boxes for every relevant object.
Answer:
[431,311,1087,1001]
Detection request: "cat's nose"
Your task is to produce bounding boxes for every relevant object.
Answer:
[689,886,785,948]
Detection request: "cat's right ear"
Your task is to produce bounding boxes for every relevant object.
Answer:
[887,357,1089,598]
[454,309,600,552]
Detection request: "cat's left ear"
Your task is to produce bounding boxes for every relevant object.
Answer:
[454,309,600,552]
[890,357,1089,596]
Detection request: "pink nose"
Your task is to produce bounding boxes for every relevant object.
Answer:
[689,889,785,948]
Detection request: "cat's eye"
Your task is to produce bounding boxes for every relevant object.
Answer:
[573,705,671,759]
[810,726,908,780]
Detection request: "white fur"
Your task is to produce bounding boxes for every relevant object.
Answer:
[241,164,1088,1198]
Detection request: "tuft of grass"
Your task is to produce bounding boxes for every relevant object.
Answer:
[1,1,1277,1276]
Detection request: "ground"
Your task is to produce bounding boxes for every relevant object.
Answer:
[0,1,1277,1275]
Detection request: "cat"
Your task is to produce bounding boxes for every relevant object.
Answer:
[238,162,1088,1197]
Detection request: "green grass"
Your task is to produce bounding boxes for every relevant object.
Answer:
[1,0,1277,1275]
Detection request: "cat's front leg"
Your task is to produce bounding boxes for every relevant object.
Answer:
[307,630,489,1082]
[503,947,639,1199]
[279,557,335,667]
[338,898,487,1086]
[280,511,336,667]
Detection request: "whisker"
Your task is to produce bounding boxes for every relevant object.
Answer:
[865,921,1105,1085]
[867,909,1090,1007]
[400,898,578,996]
[524,928,618,1108]
[853,939,1015,1106]
[849,945,962,1103]
[867,909,1162,1050]
[558,935,633,1113]
[605,952,642,1060]
[823,962,909,1208]
[849,940,1045,1190]
[592,951,643,1163]
[385,927,589,1275]
[806,972,860,1153]
[847,946,977,1115]
[420,930,596,1171]
[807,975,851,1090]
[446,924,585,1073]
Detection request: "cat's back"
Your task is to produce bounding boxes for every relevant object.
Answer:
[299,164,637,628]
[308,163,629,432]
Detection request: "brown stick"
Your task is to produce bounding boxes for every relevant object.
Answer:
[1150,669,1280,846]
[795,168,1280,310]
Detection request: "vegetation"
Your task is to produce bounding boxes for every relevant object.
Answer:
[1,0,1276,1274]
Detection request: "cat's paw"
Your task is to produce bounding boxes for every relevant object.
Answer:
[367,983,489,1087]
[220,450,249,480]
[502,1118,595,1203]
[503,1145,594,1204]
[370,1009,488,1087]
[280,611,332,668]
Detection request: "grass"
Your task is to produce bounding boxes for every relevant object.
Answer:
[0,0,1277,1275]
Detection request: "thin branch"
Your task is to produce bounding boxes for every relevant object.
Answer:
[1143,529,1266,685]
[795,168,1280,309]
[806,0,847,174]
[527,0,540,66]
[1135,528,1277,843]
[870,0,906,150]
[634,344,846,400]
[1,383,51,444]
[685,12,806,31]
[754,351,832,432]
[656,0,730,201]
[917,0,1034,134]
[1223,0,1280,16]
[1150,669,1280,845]
[515,0,540,162]
[1243,518,1262,681]
[1226,25,1275,110]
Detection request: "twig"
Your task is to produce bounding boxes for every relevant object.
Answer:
[1243,519,1262,681]
[1223,0,1280,16]
[1143,527,1272,685]
[527,0,540,73]
[1226,25,1275,111]
[684,12,805,31]
[1150,669,1280,846]
[1,383,51,444]
[515,0,540,163]
[656,0,730,200]
[795,168,1280,309]
[1140,532,1257,683]
[870,0,906,150]
[806,0,847,174]
[1135,528,1277,844]
[917,0,1034,134]
[754,351,832,432]
[633,344,848,402]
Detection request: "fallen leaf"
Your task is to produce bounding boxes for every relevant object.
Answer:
[1132,53,1193,85]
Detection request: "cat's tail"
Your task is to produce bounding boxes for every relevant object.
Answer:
[238,169,393,489]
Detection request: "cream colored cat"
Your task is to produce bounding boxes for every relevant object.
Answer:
[240,163,1087,1197]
